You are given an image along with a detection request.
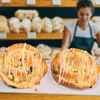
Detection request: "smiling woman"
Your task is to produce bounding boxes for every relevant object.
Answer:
[61,0,100,55]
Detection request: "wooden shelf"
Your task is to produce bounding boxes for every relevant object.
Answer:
[0,33,63,40]
[0,0,100,7]
[0,0,77,7]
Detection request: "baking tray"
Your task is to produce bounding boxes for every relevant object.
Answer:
[0,60,100,96]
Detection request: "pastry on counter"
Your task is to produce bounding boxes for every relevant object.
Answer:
[32,17,42,33]
[52,16,64,33]
[20,18,31,33]
[0,43,48,89]
[15,9,39,20]
[51,48,99,88]
[0,15,9,33]
[42,17,52,33]
[36,44,52,59]
[9,17,20,33]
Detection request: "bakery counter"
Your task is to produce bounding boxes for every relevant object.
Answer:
[0,33,63,40]
[0,94,100,100]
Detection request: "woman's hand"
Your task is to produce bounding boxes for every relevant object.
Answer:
[96,31,100,46]
[61,26,70,51]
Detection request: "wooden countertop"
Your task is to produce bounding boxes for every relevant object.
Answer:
[0,93,100,100]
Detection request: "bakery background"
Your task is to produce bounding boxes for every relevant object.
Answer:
[0,1,100,60]
[0,7,100,47]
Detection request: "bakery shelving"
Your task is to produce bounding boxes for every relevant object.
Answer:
[0,18,97,40]
[1,33,63,40]
[0,0,77,7]
[0,0,100,7]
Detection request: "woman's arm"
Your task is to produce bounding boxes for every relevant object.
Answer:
[61,26,71,51]
[96,31,100,46]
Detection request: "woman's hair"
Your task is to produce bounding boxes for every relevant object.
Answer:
[76,0,94,15]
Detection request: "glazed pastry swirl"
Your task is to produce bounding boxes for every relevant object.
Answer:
[0,43,48,88]
[51,48,99,88]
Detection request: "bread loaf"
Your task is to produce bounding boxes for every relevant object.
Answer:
[42,17,52,33]
[52,17,64,33]
[15,10,39,20]
[20,18,31,33]
[0,15,9,33]
[32,17,42,33]
[36,44,52,59]
[9,17,20,33]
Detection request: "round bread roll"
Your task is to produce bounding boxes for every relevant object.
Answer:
[92,42,98,51]
[91,16,100,23]
[42,17,52,33]
[36,44,52,58]
[0,43,48,88]
[32,17,42,33]
[94,48,100,56]
[9,17,20,33]
[51,50,60,60]
[51,48,99,88]
[20,18,31,33]
[52,16,64,33]
[0,46,6,51]
[96,56,100,63]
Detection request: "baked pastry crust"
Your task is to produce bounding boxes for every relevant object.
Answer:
[0,43,48,88]
[51,48,99,88]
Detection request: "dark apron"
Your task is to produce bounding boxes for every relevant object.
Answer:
[69,20,94,54]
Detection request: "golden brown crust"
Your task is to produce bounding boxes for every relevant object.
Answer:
[0,43,48,88]
[51,48,99,88]
[42,17,52,33]
[9,17,20,33]
[0,15,9,33]
[52,17,64,33]
[15,10,39,20]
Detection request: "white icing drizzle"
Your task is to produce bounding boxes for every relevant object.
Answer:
[58,55,62,84]
[88,57,94,88]
[39,54,43,79]
[64,49,71,84]
[68,49,74,87]
[80,51,87,88]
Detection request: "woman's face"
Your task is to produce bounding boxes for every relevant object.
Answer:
[77,7,92,25]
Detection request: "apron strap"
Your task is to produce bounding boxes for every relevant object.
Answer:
[88,22,93,37]
[74,20,93,38]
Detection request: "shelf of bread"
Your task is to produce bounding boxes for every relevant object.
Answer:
[1,33,63,40]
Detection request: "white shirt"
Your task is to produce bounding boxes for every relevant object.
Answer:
[65,19,100,46]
